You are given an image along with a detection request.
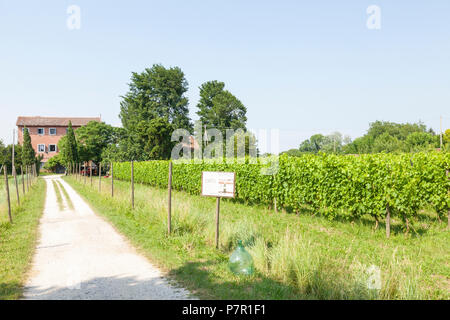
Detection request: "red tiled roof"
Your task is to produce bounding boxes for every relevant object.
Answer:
[16,116,101,127]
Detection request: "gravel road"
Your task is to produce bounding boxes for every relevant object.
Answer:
[23,175,194,300]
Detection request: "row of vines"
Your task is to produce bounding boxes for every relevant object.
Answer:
[113,152,450,230]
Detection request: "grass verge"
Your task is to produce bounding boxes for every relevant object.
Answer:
[64,176,449,300]
[0,179,46,299]
[52,180,64,211]
[57,180,74,210]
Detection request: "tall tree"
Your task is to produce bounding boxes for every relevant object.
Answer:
[21,127,35,165]
[119,64,192,160]
[65,121,78,164]
[196,81,247,135]
[75,121,116,163]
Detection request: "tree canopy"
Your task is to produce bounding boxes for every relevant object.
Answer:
[21,127,36,165]
[119,64,192,160]
[289,121,442,156]
[58,121,79,166]
[196,80,247,135]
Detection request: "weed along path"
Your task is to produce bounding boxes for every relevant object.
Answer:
[23,175,193,300]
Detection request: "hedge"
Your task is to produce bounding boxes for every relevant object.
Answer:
[113,152,450,224]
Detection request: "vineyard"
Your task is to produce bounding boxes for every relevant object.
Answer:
[113,152,450,233]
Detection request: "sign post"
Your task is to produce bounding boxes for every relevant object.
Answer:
[3,165,12,223]
[201,171,236,249]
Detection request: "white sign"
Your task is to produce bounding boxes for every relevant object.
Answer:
[201,171,236,198]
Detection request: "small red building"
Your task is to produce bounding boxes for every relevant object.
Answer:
[16,116,101,167]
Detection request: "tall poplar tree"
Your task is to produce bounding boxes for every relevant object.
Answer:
[21,127,36,165]
[60,121,79,166]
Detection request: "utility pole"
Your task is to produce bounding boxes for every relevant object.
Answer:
[440,115,443,149]
[12,129,15,166]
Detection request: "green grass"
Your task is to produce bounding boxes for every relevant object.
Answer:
[64,176,450,300]
[0,179,46,299]
[56,180,74,210]
[52,181,64,211]
[0,175,29,224]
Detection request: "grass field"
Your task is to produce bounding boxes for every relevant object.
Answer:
[0,174,29,224]
[64,175,449,300]
[0,178,46,299]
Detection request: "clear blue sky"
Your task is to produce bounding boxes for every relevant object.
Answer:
[1,0,449,152]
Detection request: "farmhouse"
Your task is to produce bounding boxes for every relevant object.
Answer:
[16,116,101,167]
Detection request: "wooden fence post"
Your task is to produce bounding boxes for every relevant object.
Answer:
[90,162,93,186]
[3,165,12,223]
[447,170,449,230]
[99,162,102,193]
[386,204,391,238]
[168,161,172,235]
[13,165,20,206]
[131,160,134,209]
[111,162,114,198]
[26,166,29,191]
[216,197,220,249]
[21,166,25,195]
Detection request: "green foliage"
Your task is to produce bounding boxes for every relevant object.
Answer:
[119,64,192,160]
[405,132,436,152]
[43,154,64,172]
[299,133,350,154]
[0,144,23,174]
[21,127,35,166]
[345,121,437,154]
[114,152,450,226]
[58,121,78,166]
[75,121,116,163]
[196,81,247,136]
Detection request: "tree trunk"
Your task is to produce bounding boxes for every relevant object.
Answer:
[386,205,391,238]
[374,216,379,230]
[447,170,449,230]
[274,198,278,213]
[405,216,410,234]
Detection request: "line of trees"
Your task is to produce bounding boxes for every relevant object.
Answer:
[37,63,449,170]
[51,64,254,170]
[283,121,450,157]
[0,127,42,174]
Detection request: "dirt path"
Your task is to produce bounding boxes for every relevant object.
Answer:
[23,175,193,300]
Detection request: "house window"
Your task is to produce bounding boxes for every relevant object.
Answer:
[37,128,45,135]
[49,144,57,153]
[22,128,29,134]
[38,144,45,153]
[49,128,57,135]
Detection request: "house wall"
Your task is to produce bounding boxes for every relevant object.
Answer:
[18,125,81,163]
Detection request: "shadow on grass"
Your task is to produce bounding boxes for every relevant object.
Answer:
[168,260,377,300]
[0,281,22,300]
[168,260,300,300]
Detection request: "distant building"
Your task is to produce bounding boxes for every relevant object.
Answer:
[16,116,101,167]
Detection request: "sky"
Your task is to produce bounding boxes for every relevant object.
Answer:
[0,0,449,153]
